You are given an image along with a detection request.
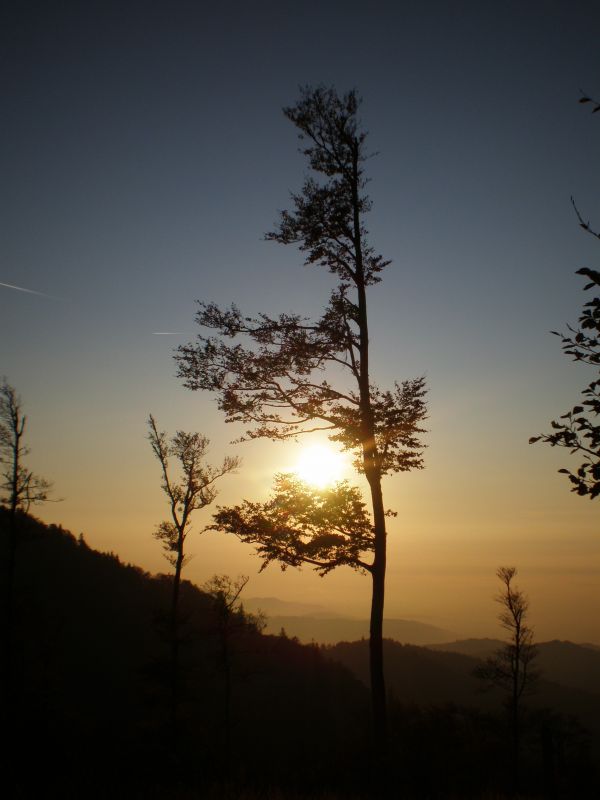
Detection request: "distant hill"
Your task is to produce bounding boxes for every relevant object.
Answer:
[243,596,455,644]
[243,596,343,618]
[244,596,455,644]
[327,639,600,754]
[582,642,600,652]
[261,614,455,644]
[427,638,600,695]
[328,639,492,707]
[0,509,369,792]
[426,637,504,659]
[2,509,598,796]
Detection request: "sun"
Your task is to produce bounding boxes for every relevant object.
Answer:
[293,444,347,488]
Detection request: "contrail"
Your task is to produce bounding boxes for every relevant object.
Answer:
[0,281,58,299]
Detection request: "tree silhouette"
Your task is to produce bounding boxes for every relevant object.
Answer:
[578,92,600,113]
[213,474,374,574]
[530,252,600,499]
[147,414,239,734]
[202,573,262,774]
[474,567,539,793]
[0,378,52,715]
[530,97,600,498]
[176,86,428,751]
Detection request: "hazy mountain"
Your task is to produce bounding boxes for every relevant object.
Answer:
[262,614,456,644]
[427,638,600,695]
[243,596,342,618]
[0,509,369,792]
[244,596,457,645]
[327,638,600,750]
[3,509,598,796]
[426,637,504,659]
[328,639,492,707]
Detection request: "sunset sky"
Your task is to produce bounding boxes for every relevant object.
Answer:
[1,1,598,642]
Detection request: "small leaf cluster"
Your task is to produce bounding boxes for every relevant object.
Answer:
[212,474,374,575]
[268,86,389,287]
[579,94,600,114]
[530,265,600,498]
[148,415,239,564]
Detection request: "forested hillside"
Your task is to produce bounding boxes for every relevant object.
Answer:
[0,511,368,796]
[1,511,597,798]
[428,639,600,695]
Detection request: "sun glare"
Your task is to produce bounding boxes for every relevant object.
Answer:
[293,444,347,488]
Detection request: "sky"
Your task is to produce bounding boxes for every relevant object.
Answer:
[1,0,599,642]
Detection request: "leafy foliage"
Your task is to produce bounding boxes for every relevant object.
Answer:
[176,86,428,745]
[530,249,600,499]
[204,574,253,624]
[147,416,241,733]
[175,87,427,477]
[530,98,600,498]
[148,415,239,566]
[268,87,389,285]
[212,474,374,575]
[579,93,600,114]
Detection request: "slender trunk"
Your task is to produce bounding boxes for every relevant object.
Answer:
[365,464,388,754]
[170,543,184,738]
[222,628,232,776]
[369,517,387,752]
[365,436,388,752]
[3,507,17,724]
[3,436,20,723]
[511,695,520,794]
[351,143,389,752]
[512,636,521,793]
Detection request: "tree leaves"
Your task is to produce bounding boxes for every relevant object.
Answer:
[578,94,600,113]
[148,414,240,565]
[532,266,600,498]
[212,474,374,575]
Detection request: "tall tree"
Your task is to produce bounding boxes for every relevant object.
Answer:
[0,379,52,716]
[147,414,238,734]
[474,567,539,793]
[176,87,427,750]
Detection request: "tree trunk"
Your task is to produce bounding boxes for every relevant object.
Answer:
[3,443,20,723]
[369,543,387,751]
[3,507,17,725]
[511,699,520,795]
[351,145,389,754]
[222,628,232,777]
[511,641,520,794]
[170,545,184,738]
[366,458,388,756]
